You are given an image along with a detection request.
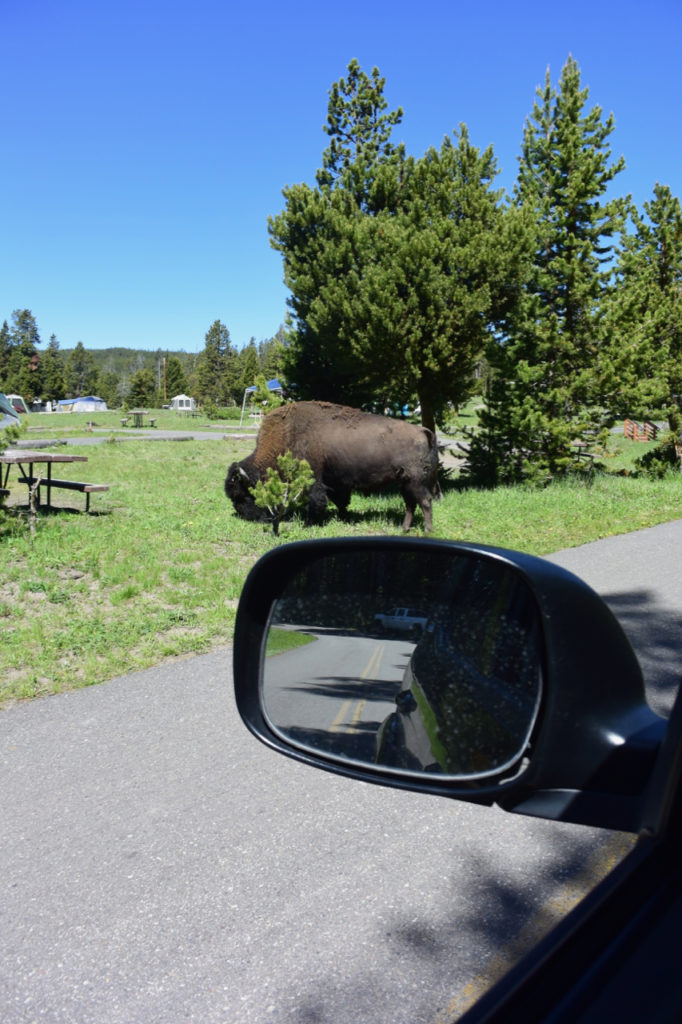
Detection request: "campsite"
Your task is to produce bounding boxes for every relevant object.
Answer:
[0,407,680,707]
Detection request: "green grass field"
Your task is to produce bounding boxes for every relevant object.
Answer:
[0,412,679,706]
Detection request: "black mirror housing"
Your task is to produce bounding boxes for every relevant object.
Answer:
[233,538,665,832]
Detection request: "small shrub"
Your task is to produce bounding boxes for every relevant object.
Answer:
[218,406,243,421]
[250,452,315,535]
[635,434,682,479]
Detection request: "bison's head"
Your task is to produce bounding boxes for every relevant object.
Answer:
[224,461,269,522]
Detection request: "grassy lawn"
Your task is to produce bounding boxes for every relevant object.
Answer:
[21,407,252,436]
[0,412,680,707]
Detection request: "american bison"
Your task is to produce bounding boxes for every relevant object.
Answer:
[225,401,439,531]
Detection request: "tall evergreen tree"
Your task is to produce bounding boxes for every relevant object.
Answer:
[40,334,66,402]
[345,128,529,431]
[237,340,260,394]
[195,320,232,404]
[65,342,98,397]
[165,356,189,398]
[0,321,11,385]
[270,60,522,431]
[95,370,121,409]
[604,183,682,432]
[269,60,407,408]
[7,309,42,400]
[467,57,626,483]
[258,330,286,383]
[127,368,155,406]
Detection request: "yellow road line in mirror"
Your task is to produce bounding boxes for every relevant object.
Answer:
[361,643,385,679]
[350,700,366,728]
[330,644,386,733]
[329,699,353,733]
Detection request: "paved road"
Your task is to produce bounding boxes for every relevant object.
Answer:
[16,426,258,447]
[2,521,680,1024]
[547,519,682,717]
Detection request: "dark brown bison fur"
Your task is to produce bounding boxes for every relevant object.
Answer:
[225,401,439,531]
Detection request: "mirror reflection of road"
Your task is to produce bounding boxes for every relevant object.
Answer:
[263,632,413,762]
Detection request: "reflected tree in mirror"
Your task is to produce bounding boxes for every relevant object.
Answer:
[262,549,543,779]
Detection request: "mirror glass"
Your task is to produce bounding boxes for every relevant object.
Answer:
[261,549,543,780]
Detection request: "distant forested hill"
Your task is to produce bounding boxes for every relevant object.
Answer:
[60,347,196,375]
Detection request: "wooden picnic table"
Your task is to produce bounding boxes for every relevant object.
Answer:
[129,409,148,428]
[0,449,109,512]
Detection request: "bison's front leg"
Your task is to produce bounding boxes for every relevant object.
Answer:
[305,481,329,524]
[327,484,352,519]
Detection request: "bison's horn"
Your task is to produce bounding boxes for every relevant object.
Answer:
[238,466,250,481]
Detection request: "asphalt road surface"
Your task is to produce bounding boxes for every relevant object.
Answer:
[263,633,407,766]
[2,520,681,1024]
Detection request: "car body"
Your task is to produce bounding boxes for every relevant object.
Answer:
[233,536,682,1021]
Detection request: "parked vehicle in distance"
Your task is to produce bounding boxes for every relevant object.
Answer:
[373,606,428,637]
[234,536,682,1021]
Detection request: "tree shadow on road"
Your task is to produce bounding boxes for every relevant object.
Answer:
[598,588,682,717]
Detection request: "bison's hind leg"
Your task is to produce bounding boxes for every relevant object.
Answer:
[401,486,433,532]
[420,495,433,532]
[401,503,415,532]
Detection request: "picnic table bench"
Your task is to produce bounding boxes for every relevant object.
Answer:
[0,450,110,513]
[18,475,110,512]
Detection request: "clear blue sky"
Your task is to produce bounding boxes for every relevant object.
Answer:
[2,0,680,353]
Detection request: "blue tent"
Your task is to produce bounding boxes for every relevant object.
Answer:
[240,379,283,425]
[57,396,108,413]
[244,378,282,394]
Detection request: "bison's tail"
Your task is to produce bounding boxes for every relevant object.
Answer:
[422,426,437,449]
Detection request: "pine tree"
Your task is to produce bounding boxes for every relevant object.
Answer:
[7,309,42,401]
[0,321,11,385]
[165,356,189,399]
[237,341,260,394]
[468,57,626,483]
[270,60,522,431]
[40,334,66,402]
[269,60,407,408]
[96,371,121,409]
[195,320,233,404]
[604,183,682,432]
[346,128,528,431]
[258,330,286,383]
[128,369,155,406]
[65,342,98,397]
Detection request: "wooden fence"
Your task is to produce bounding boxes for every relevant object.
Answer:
[624,419,659,442]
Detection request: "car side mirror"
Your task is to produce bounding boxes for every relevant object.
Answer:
[233,538,666,833]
